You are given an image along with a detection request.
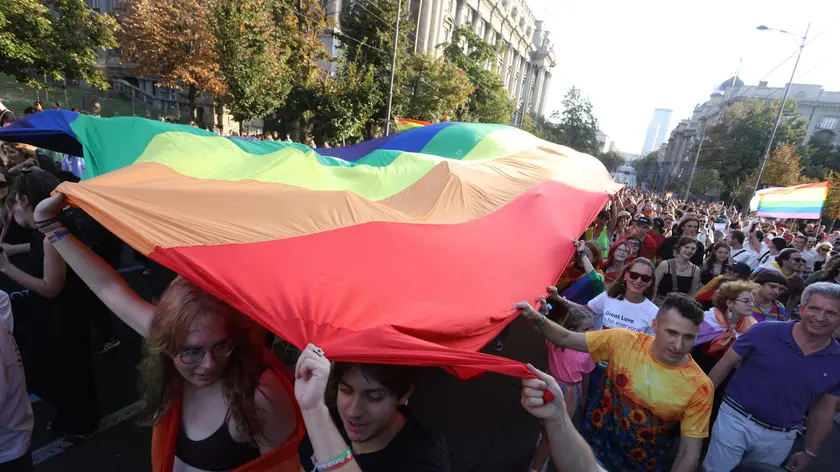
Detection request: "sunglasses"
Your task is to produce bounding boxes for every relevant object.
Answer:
[0,181,7,189]
[790,257,805,263]
[627,271,653,283]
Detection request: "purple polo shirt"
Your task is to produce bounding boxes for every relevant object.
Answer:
[726,321,840,428]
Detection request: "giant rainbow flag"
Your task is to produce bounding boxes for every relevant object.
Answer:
[0,110,621,379]
[754,181,829,220]
[394,117,431,132]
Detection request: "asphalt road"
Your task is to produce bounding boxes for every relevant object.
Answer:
[29,259,840,472]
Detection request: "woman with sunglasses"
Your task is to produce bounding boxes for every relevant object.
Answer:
[813,242,832,272]
[558,258,658,335]
[31,192,303,470]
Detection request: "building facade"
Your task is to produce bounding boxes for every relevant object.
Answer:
[412,0,556,119]
[657,78,840,191]
[86,0,555,129]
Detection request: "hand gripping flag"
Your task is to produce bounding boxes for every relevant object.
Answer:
[0,111,621,380]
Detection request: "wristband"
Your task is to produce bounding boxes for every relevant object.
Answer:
[804,448,817,459]
[314,448,353,471]
[47,228,70,244]
[533,313,546,326]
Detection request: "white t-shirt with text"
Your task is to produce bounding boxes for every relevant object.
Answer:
[587,292,657,335]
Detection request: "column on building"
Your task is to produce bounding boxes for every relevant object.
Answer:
[417,0,434,54]
[530,67,544,114]
[454,0,465,27]
[500,41,511,82]
[471,0,482,30]
[427,0,444,55]
[538,70,551,116]
[507,51,519,94]
[514,56,529,105]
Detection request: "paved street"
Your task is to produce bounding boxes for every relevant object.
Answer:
[29,257,840,472]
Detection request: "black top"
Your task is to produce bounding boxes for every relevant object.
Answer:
[656,260,696,297]
[299,406,450,472]
[176,409,260,471]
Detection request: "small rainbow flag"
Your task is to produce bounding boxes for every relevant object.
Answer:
[755,181,829,219]
[394,117,431,132]
[665,191,676,199]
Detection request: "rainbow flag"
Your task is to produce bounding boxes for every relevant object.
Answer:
[0,111,621,380]
[394,117,431,132]
[754,181,829,219]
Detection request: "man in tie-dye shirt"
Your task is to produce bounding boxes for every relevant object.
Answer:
[517,292,712,472]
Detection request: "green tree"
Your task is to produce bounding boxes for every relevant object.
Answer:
[596,150,625,172]
[443,26,515,124]
[0,0,118,89]
[308,60,381,145]
[211,0,292,129]
[396,54,473,122]
[698,98,808,197]
[634,151,660,188]
[337,0,414,132]
[690,169,724,197]
[553,86,599,155]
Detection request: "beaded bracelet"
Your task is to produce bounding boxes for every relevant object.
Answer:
[314,448,353,471]
[533,313,547,326]
[804,448,818,459]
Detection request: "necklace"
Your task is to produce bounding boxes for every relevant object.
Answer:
[676,260,690,272]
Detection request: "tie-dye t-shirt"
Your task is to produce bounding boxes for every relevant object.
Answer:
[583,329,713,472]
[751,300,788,322]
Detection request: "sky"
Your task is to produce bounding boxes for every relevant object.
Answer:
[529,0,840,155]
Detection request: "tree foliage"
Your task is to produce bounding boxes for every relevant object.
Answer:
[823,171,840,223]
[0,0,118,89]
[210,0,293,125]
[337,0,414,131]
[690,169,724,197]
[698,98,808,196]
[116,0,225,106]
[443,26,514,124]
[553,86,600,155]
[597,150,625,172]
[396,54,473,122]
[307,60,381,145]
[759,144,804,188]
[633,151,660,188]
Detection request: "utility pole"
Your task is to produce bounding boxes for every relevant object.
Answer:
[384,0,402,136]
[683,119,707,201]
[752,23,810,193]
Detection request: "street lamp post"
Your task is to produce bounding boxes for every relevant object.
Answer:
[384,0,402,136]
[683,119,707,201]
[752,23,810,194]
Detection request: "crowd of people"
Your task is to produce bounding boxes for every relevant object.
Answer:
[0,106,839,472]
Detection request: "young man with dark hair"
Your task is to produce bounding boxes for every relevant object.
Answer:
[516,292,712,472]
[751,270,788,322]
[753,248,805,314]
[294,346,450,472]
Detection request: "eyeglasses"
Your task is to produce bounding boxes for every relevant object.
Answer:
[0,181,7,189]
[627,271,653,283]
[734,298,754,305]
[177,341,235,366]
[790,258,805,263]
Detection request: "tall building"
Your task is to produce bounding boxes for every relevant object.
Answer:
[641,108,673,156]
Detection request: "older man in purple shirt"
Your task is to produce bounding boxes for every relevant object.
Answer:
[703,282,840,472]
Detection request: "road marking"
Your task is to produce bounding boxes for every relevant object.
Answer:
[33,400,145,465]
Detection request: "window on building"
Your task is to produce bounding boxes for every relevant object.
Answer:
[446,0,454,14]
[820,116,838,130]
[443,25,451,44]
